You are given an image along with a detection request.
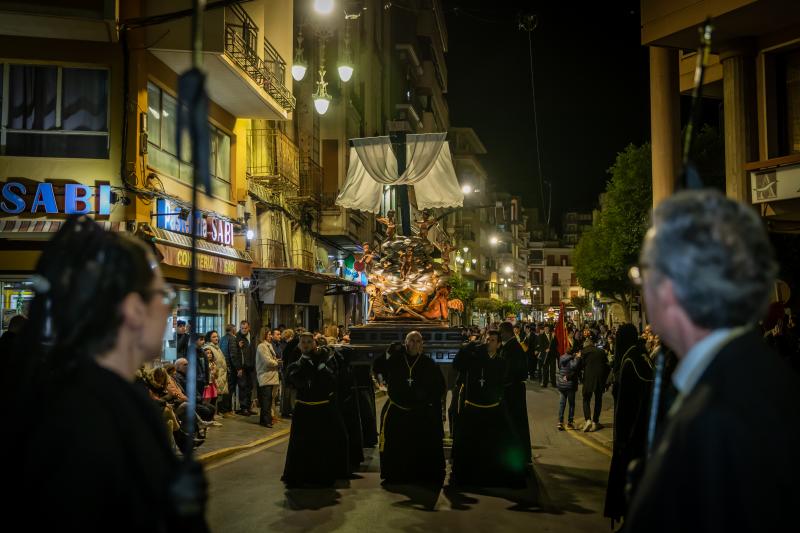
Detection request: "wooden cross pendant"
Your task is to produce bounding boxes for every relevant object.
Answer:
[407,377,414,387]
[479,377,486,388]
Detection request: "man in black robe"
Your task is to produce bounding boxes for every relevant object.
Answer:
[281,333,349,487]
[330,346,365,468]
[499,321,532,465]
[451,330,527,488]
[625,190,800,532]
[373,330,445,486]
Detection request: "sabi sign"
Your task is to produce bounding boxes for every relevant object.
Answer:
[155,198,234,246]
[1,180,112,216]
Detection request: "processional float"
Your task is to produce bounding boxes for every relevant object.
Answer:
[336,132,465,324]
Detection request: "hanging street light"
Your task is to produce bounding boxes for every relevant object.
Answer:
[338,19,354,82]
[314,0,334,15]
[313,35,332,115]
[461,184,473,194]
[292,30,307,81]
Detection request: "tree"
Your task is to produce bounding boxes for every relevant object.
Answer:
[473,297,500,324]
[448,274,475,324]
[574,142,652,322]
[499,300,522,319]
[570,295,591,324]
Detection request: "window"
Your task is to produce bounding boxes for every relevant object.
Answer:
[147,82,231,199]
[779,49,800,154]
[552,273,559,285]
[551,290,560,304]
[571,273,578,286]
[1,64,109,158]
[561,255,569,266]
[547,255,555,266]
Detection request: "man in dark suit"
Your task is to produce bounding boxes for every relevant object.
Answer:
[233,320,257,416]
[499,321,532,464]
[577,332,609,432]
[539,324,558,387]
[625,190,800,532]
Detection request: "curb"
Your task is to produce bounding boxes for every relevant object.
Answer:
[197,428,291,465]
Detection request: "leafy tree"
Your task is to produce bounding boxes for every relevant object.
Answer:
[499,300,522,319]
[570,295,591,324]
[448,274,475,324]
[574,142,652,321]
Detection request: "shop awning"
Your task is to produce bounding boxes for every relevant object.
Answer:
[254,267,364,298]
[145,225,253,278]
[0,219,126,237]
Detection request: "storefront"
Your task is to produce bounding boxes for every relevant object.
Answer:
[254,268,364,334]
[142,204,252,360]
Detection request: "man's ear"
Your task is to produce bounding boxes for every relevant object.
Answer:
[120,292,147,330]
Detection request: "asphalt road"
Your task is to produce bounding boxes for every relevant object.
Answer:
[207,383,613,532]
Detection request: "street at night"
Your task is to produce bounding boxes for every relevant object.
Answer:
[2,0,800,532]
[206,386,613,533]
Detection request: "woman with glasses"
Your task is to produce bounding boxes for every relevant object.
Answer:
[5,216,208,532]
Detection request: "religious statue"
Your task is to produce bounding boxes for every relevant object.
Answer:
[415,209,438,240]
[377,210,397,241]
[354,242,377,272]
[439,240,453,274]
[399,246,414,281]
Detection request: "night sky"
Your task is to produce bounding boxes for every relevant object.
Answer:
[444,0,650,229]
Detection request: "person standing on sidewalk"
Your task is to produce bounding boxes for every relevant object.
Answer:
[204,330,229,417]
[280,328,299,417]
[234,321,257,416]
[556,348,581,431]
[579,333,609,432]
[625,190,800,532]
[540,324,558,387]
[220,324,238,414]
[256,329,280,428]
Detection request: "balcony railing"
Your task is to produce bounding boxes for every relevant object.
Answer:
[293,157,323,205]
[255,238,287,268]
[321,192,338,209]
[292,250,315,272]
[247,128,299,192]
[224,5,295,112]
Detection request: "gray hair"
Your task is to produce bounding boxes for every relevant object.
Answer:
[642,189,777,329]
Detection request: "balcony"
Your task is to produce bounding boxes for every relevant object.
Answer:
[247,128,299,192]
[254,238,287,269]
[290,157,323,207]
[291,250,315,272]
[146,2,295,119]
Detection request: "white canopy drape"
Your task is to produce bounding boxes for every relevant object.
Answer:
[335,133,464,214]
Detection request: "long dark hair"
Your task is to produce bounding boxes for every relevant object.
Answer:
[21,216,157,382]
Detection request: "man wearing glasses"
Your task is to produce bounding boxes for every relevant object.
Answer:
[624,190,799,532]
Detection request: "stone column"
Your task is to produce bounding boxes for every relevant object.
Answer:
[721,42,758,203]
[649,47,681,207]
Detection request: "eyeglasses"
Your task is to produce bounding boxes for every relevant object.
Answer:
[628,263,650,287]
[146,285,177,308]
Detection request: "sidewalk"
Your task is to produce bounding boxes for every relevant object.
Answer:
[196,412,291,464]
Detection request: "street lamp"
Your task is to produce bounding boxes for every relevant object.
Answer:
[461,184,473,194]
[504,265,513,274]
[490,236,499,245]
[313,36,331,115]
[241,277,251,290]
[462,246,469,253]
[292,30,308,81]
[314,0,334,15]
[337,20,354,82]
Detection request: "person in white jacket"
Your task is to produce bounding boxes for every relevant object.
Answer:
[256,330,281,427]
